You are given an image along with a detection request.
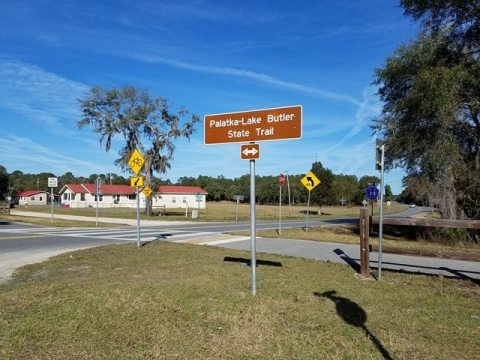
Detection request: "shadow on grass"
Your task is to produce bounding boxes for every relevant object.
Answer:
[439,267,480,286]
[333,248,480,286]
[223,256,282,267]
[140,233,174,247]
[333,248,360,273]
[0,221,12,225]
[315,290,393,360]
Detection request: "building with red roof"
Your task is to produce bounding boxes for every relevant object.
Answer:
[57,183,208,210]
[156,186,208,209]
[18,190,49,206]
[59,183,137,208]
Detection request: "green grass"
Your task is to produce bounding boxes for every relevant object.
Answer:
[0,242,478,359]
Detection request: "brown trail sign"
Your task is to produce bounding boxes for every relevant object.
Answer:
[204,105,302,144]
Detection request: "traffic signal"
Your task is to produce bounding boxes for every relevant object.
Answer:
[375,139,384,171]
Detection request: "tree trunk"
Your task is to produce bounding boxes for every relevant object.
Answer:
[144,157,153,216]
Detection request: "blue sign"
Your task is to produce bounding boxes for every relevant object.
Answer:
[365,183,379,201]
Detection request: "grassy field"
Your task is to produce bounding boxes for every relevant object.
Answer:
[0,214,120,228]
[0,242,478,359]
[12,201,406,222]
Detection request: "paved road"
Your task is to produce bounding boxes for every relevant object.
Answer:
[218,237,480,281]
[1,216,479,284]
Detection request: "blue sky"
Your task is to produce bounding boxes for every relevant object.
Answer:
[0,1,418,194]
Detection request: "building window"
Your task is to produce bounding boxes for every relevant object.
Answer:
[63,193,68,200]
[81,193,86,201]
[183,197,187,203]
[31,196,35,201]
[94,195,103,202]
[39,197,43,201]
[128,194,136,200]
[113,195,120,203]
[172,197,176,204]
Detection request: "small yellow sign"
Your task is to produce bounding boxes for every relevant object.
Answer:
[142,186,153,197]
[300,171,321,191]
[128,148,145,175]
[130,176,144,187]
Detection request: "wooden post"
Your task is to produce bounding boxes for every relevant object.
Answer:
[360,208,370,277]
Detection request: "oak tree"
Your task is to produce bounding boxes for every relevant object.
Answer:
[78,86,199,215]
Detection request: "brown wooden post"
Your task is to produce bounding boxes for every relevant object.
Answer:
[360,208,370,277]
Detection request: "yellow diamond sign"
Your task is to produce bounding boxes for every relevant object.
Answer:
[301,171,321,191]
[128,149,144,175]
[130,176,144,187]
[142,186,153,197]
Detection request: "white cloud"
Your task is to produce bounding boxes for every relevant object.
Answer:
[0,58,88,135]
[121,52,362,106]
[323,85,381,152]
[0,134,112,175]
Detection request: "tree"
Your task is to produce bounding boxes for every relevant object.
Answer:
[384,184,394,202]
[309,161,334,208]
[373,5,480,219]
[332,174,358,206]
[0,165,8,200]
[78,86,199,215]
[401,0,480,55]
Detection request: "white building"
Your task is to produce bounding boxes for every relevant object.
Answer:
[58,183,208,209]
[59,183,139,208]
[18,190,49,206]
[153,186,208,209]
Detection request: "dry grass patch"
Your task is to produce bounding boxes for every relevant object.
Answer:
[0,242,478,359]
[11,202,407,222]
[0,215,120,228]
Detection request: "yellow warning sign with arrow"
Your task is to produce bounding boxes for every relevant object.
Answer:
[130,176,144,187]
[300,171,320,191]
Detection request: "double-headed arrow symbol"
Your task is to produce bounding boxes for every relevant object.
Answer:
[240,144,260,160]
[242,147,258,156]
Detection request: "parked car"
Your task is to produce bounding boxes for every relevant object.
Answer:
[409,203,416,208]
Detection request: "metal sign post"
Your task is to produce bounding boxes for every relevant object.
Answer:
[250,159,257,296]
[136,186,140,247]
[300,171,320,232]
[51,187,54,223]
[128,148,145,248]
[306,190,311,232]
[95,177,102,227]
[286,171,291,215]
[378,144,386,279]
[279,173,285,237]
[279,184,282,237]
[48,177,57,224]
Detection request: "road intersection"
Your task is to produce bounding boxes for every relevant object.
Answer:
[1,208,479,284]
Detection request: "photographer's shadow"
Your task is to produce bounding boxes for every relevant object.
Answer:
[315,290,393,360]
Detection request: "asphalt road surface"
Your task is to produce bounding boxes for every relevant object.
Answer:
[1,206,478,284]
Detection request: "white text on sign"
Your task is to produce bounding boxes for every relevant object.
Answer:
[209,113,296,140]
[204,105,302,144]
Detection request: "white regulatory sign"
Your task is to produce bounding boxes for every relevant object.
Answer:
[48,177,58,188]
